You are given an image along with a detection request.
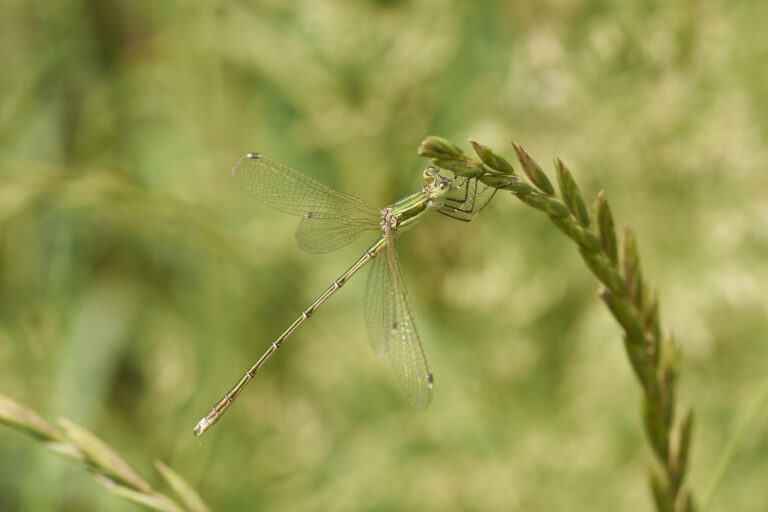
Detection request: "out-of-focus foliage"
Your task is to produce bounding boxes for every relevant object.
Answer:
[1,0,766,510]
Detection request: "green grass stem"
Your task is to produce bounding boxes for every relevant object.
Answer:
[419,136,699,512]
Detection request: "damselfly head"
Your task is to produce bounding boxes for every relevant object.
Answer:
[423,167,457,198]
[422,166,440,182]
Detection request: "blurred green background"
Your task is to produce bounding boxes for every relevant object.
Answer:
[1,0,767,510]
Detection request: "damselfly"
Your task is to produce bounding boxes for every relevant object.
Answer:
[194,153,496,436]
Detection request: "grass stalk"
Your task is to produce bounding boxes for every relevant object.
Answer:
[419,135,697,512]
[0,393,209,512]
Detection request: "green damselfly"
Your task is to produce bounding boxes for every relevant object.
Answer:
[194,153,497,437]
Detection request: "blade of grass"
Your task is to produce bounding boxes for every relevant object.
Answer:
[699,372,768,509]
[156,460,210,512]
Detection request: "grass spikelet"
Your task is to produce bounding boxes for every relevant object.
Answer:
[420,136,697,512]
[0,393,208,512]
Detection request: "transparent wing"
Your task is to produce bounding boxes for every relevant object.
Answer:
[232,153,380,219]
[363,246,393,355]
[384,239,434,411]
[294,216,370,254]
[233,153,381,251]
